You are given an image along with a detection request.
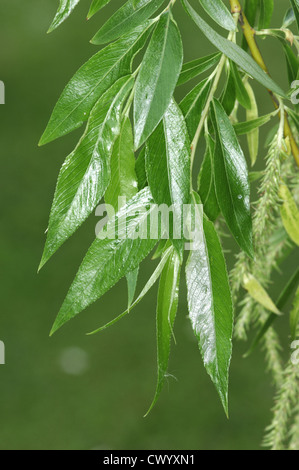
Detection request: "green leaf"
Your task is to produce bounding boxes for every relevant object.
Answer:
[177,53,221,86]
[48,0,80,33]
[88,245,173,335]
[290,287,299,340]
[87,0,112,19]
[211,99,253,257]
[105,117,138,212]
[182,0,287,99]
[283,44,299,85]
[198,0,236,31]
[134,12,183,149]
[146,249,181,415]
[290,0,299,30]
[51,188,159,335]
[186,193,233,416]
[279,184,299,246]
[180,79,211,140]
[91,0,165,45]
[244,81,259,166]
[243,274,281,315]
[146,99,191,209]
[40,22,153,146]
[258,0,274,29]
[282,7,296,28]
[233,112,276,135]
[221,65,237,116]
[198,135,220,222]
[229,61,251,110]
[39,77,134,269]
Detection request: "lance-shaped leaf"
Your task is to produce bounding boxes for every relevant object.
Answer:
[135,148,147,190]
[48,0,81,33]
[198,135,220,222]
[245,81,259,166]
[243,274,281,315]
[87,0,112,19]
[198,0,236,31]
[177,53,221,86]
[91,0,165,44]
[229,61,251,110]
[40,22,153,145]
[40,77,134,269]
[51,188,158,335]
[180,79,211,140]
[221,65,237,116]
[134,12,183,149]
[290,0,299,30]
[105,117,138,212]
[290,287,299,340]
[211,99,253,258]
[182,0,287,99]
[146,248,181,416]
[186,193,233,415]
[104,117,139,309]
[279,184,299,246]
[234,111,276,135]
[146,99,191,209]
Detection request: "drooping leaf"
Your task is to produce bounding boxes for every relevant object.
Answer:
[146,99,191,209]
[48,0,81,33]
[233,112,276,135]
[180,79,211,140]
[221,64,237,116]
[177,53,221,86]
[51,188,159,335]
[258,0,274,29]
[87,0,112,19]
[186,193,233,415]
[283,44,299,85]
[198,134,220,222]
[105,117,138,212]
[243,274,281,315]
[40,77,134,269]
[198,0,236,31]
[290,287,299,340]
[91,0,165,44]
[146,248,181,415]
[229,61,251,110]
[244,81,259,166]
[279,184,299,246]
[182,0,287,98]
[211,99,253,257]
[134,12,183,149]
[40,22,153,145]
[88,246,173,335]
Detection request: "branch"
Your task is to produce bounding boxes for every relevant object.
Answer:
[229,0,299,167]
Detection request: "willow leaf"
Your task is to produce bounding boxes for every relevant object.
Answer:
[48,0,81,33]
[280,184,299,246]
[87,0,112,19]
[91,0,165,44]
[198,0,236,31]
[186,194,233,416]
[146,249,181,415]
[40,77,134,269]
[134,12,183,149]
[211,99,253,258]
[40,22,153,145]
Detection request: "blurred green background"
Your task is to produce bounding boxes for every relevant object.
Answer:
[0,0,296,450]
